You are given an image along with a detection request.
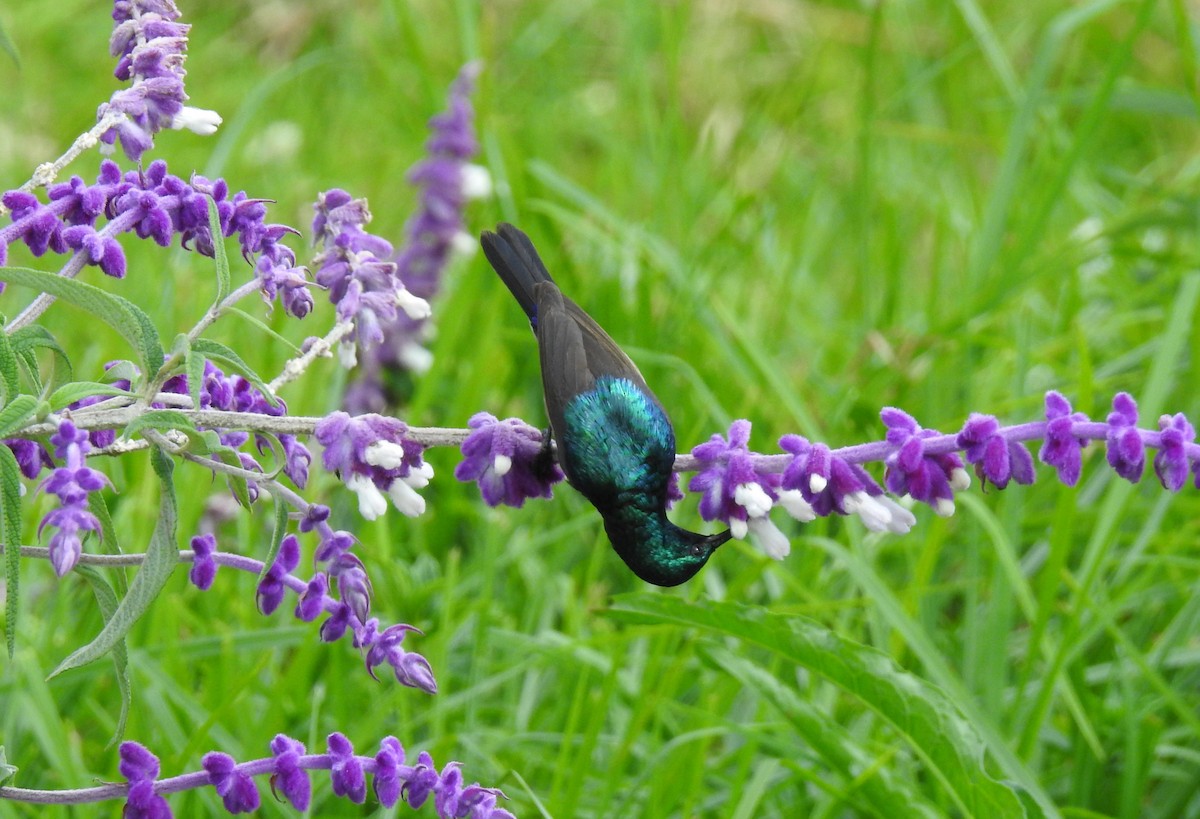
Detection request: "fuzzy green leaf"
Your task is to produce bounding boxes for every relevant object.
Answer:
[0,443,23,660]
[49,448,178,678]
[0,329,19,404]
[8,325,72,392]
[189,338,279,407]
[206,195,232,302]
[75,565,132,746]
[0,267,163,374]
[0,394,38,438]
[121,409,195,440]
[0,747,18,786]
[47,382,132,411]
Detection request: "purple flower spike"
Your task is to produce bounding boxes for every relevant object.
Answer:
[956,412,1036,490]
[294,572,329,622]
[881,408,967,517]
[1105,392,1145,483]
[373,736,407,808]
[5,438,52,479]
[1153,413,1195,491]
[404,751,441,808]
[201,752,260,814]
[268,734,311,811]
[119,741,172,819]
[454,412,564,506]
[459,784,516,819]
[319,601,352,643]
[188,532,217,590]
[435,762,465,817]
[689,420,791,559]
[256,534,300,615]
[1038,391,1090,487]
[327,732,367,804]
[315,411,433,519]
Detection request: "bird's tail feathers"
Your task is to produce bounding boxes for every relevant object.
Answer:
[480,223,555,323]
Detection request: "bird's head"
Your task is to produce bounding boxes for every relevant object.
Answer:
[606,516,731,587]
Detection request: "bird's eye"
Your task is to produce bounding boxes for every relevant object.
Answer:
[690,544,704,557]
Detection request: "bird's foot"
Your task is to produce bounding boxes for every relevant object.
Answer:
[532,428,559,482]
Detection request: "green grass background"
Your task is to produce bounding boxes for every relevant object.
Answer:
[2,0,1200,816]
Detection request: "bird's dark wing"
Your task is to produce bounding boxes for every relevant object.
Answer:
[561,296,662,408]
[534,281,593,442]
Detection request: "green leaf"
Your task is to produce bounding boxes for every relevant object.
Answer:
[47,381,132,411]
[0,443,22,660]
[121,409,195,440]
[0,746,18,787]
[0,328,19,404]
[75,565,131,746]
[190,338,279,407]
[89,492,126,595]
[49,448,178,678]
[259,494,289,588]
[606,594,1042,819]
[8,325,72,392]
[206,195,232,303]
[0,267,163,374]
[0,394,38,438]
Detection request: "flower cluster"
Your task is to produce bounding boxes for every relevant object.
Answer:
[345,62,489,412]
[97,0,221,162]
[108,735,514,817]
[38,419,112,576]
[455,412,564,506]
[0,159,311,317]
[880,408,969,517]
[311,189,431,369]
[314,411,432,519]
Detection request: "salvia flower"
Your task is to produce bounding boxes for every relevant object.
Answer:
[268,735,311,811]
[955,413,1036,490]
[119,741,172,819]
[256,534,300,615]
[881,408,969,517]
[5,437,52,480]
[454,412,564,506]
[1154,412,1195,491]
[778,435,916,534]
[689,420,791,559]
[1105,392,1146,482]
[364,623,438,694]
[201,751,260,814]
[327,732,367,804]
[188,532,217,590]
[314,411,433,519]
[38,418,111,576]
[1038,391,1090,486]
[97,0,222,162]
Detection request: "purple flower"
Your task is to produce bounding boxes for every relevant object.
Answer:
[268,735,311,811]
[319,601,352,643]
[294,572,329,622]
[314,411,433,519]
[404,751,441,808]
[778,435,915,533]
[38,419,111,576]
[689,420,790,559]
[256,534,300,615]
[1153,412,1195,491]
[364,623,437,694]
[1038,391,1090,486]
[1105,392,1145,482]
[454,412,563,507]
[188,532,217,590]
[373,736,407,808]
[331,553,372,625]
[201,752,260,814]
[881,408,967,516]
[5,438,51,480]
[327,732,367,804]
[120,741,172,819]
[956,413,1036,490]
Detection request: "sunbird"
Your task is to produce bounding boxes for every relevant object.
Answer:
[481,223,730,586]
